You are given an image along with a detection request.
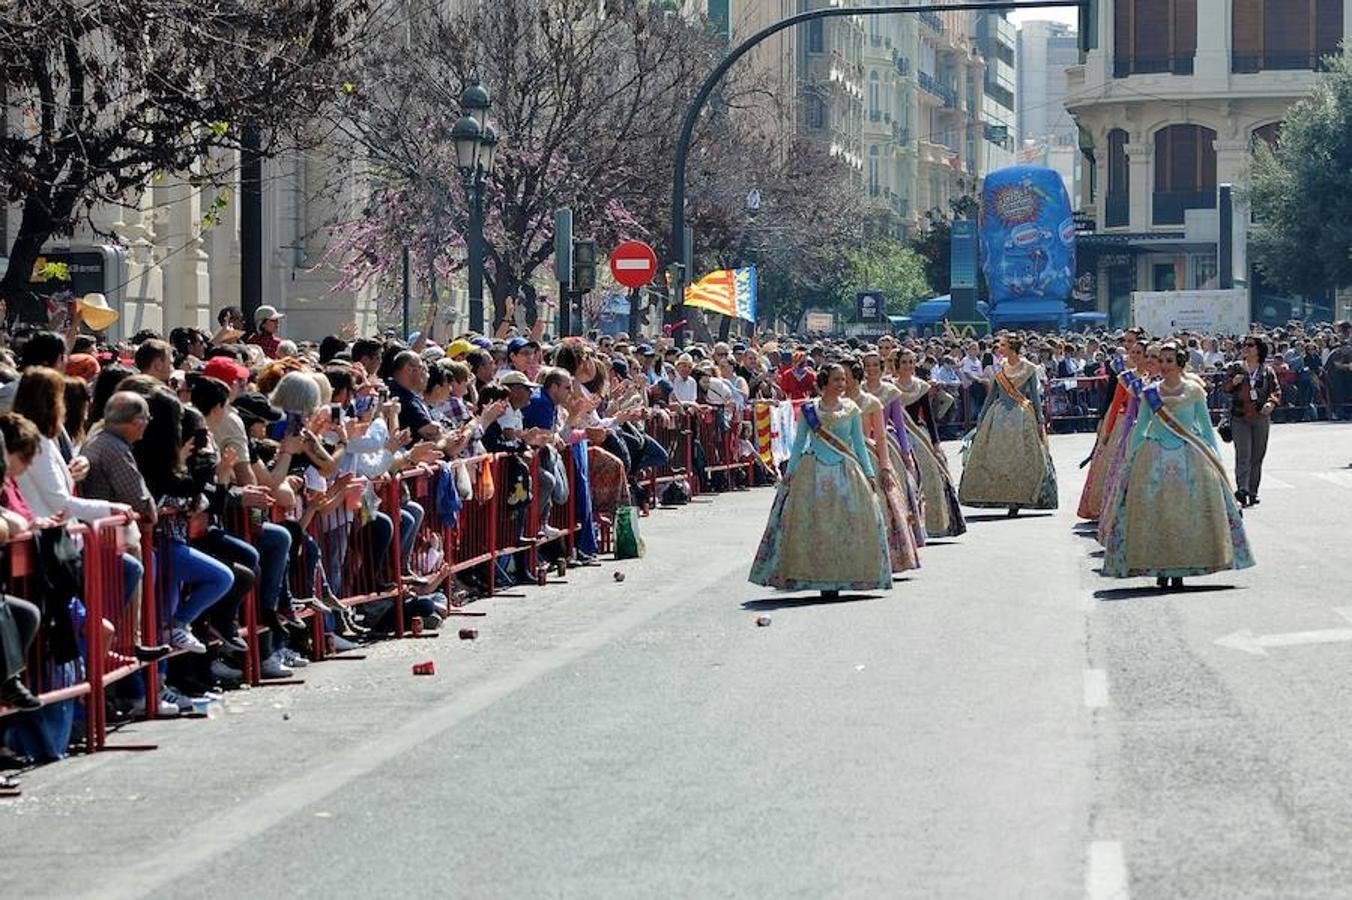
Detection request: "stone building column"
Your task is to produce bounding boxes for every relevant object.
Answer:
[1125,142,1153,231]
[1193,0,1230,84]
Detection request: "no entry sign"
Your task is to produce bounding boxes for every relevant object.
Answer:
[609,240,658,289]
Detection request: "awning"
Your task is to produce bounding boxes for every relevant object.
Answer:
[987,299,1070,328]
[1071,311,1107,322]
[909,295,952,325]
[909,295,990,326]
[888,315,913,327]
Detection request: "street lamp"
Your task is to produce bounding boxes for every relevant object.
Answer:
[454,79,499,334]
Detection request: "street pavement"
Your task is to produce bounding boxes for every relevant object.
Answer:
[4,422,1352,899]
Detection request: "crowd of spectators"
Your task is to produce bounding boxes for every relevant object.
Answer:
[1,301,1350,746]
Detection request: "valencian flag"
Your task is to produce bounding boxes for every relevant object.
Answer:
[684,266,757,322]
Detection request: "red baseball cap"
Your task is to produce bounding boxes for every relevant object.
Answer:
[203,356,250,384]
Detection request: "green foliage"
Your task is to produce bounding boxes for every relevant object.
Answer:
[908,191,980,294]
[1248,51,1352,294]
[838,239,932,316]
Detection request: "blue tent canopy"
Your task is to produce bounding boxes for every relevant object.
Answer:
[887,315,913,328]
[986,299,1070,329]
[909,295,990,327]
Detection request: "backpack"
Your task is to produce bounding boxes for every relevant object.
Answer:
[661,480,691,506]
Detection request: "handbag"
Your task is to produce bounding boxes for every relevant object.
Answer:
[613,506,646,559]
[1218,413,1233,443]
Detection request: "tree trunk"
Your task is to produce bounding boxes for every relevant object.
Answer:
[0,198,62,328]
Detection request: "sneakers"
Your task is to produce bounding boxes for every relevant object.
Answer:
[160,686,195,714]
[278,648,309,668]
[128,696,179,717]
[259,654,294,680]
[539,525,565,541]
[209,659,244,685]
[0,677,41,712]
[330,634,359,653]
[168,625,207,655]
[134,643,173,663]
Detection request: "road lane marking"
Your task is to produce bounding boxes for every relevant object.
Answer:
[1216,608,1352,656]
[1083,669,1110,709]
[1086,841,1130,900]
[1315,471,1352,489]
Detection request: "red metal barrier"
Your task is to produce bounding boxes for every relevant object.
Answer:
[0,515,146,754]
[643,409,695,500]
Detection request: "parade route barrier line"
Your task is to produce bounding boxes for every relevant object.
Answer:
[0,514,150,753]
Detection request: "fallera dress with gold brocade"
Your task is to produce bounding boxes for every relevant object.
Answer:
[957,361,1059,510]
[1102,379,1253,578]
[749,399,893,592]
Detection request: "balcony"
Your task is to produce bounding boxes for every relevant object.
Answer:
[1232,53,1328,74]
[1104,192,1129,228]
[1152,190,1215,226]
[918,70,958,107]
[894,123,911,144]
[869,110,882,122]
[895,55,910,76]
[918,10,943,33]
[1114,55,1195,77]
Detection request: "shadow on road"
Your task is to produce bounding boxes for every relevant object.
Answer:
[963,512,1056,522]
[921,539,961,546]
[742,593,885,611]
[1093,584,1242,601]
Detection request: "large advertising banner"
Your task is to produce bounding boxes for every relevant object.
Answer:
[979,165,1076,305]
[1131,289,1250,337]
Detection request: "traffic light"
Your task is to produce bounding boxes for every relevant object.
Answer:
[572,238,597,292]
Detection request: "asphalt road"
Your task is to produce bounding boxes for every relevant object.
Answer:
[4,422,1352,899]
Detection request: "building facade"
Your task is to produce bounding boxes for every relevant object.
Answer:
[1017,19,1081,200]
[913,5,985,220]
[974,11,1019,176]
[1065,0,1352,325]
[798,0,866,184]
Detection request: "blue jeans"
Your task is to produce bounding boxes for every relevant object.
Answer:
[400,501,423,568]
[256,522,290,611]
[163,540,233,628]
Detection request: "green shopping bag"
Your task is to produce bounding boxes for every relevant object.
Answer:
[614,506,645,559]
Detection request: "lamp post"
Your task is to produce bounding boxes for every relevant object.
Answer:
[452,80,499,334]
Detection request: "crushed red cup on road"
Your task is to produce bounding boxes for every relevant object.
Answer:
[412,661,436,676]
[458,628,478,641]
[613,571,626,582]
[755,615,772,627]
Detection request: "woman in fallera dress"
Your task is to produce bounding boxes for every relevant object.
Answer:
[843,358,921,574]
[1097,343,1161,546]
[1078,342,1147,520]
[881,349,967,537]
[1101,342,1254,589]
[957,335,1059,515]
[749,364,892,597]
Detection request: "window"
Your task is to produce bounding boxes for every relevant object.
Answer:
[1154,125,1216,194]
[1105,129,1129,227]
[1114,0,1197,76]
[1232,0,1343,72]
[807,96,826,130]
[869,147,879,194]
[808,18,823,53]
[1153,124,1217,224]
[1251,122,1281,152]
[869,72,880,118]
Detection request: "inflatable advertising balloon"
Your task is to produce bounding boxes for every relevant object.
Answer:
[979,166,1075,306]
